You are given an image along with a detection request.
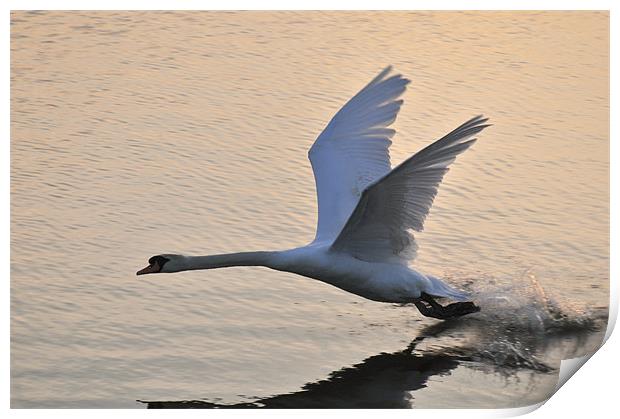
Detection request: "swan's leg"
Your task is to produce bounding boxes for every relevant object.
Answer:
[413,293,480,319]
[413,299,452,320]
[413,300,438,318]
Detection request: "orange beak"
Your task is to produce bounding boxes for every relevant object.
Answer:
[136,261,160,276]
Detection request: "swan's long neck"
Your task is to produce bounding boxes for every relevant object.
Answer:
[180,251,277,271]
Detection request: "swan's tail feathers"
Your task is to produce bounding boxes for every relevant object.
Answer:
[425,275,470,302]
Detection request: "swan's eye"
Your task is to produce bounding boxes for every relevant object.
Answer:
[148,255,170,267]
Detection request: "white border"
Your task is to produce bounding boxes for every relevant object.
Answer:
[4,1,616,418]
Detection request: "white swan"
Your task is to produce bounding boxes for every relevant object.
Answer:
[137,66,490,319]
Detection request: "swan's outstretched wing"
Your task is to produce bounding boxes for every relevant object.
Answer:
[309,67,409,243]
[331,115,490,263]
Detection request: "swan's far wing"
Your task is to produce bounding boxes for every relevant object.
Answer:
[308,67,409,243]
[331,115,490,263]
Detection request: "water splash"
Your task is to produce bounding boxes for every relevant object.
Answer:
[417,270,605,376]
[455,270,602,334]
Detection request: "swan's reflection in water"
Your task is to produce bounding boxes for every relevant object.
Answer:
[140,318,600,409]
[143,339,463,408]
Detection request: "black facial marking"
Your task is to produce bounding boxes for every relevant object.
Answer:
[148,255,170,269]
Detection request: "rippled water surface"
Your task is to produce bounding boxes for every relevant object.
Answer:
[11,11,609,408]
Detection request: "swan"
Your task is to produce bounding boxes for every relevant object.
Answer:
[137,66,489,319]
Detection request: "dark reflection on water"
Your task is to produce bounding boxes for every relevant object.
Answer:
[141,337,464,408]
[144,352,460,408]
[140,319,598,409]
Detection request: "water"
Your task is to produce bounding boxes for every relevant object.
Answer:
[11,11,609,408]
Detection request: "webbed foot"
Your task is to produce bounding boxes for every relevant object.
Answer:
[413,292,480,320]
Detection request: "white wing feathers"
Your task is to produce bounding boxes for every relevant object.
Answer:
[309,67,410,243]
[331,115,491,264]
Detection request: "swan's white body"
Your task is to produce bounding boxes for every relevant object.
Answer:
[138,67,489,305]
[173,245,441,303]
[272,244,462,303]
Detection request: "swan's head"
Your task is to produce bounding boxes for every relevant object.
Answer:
[136,254,185,275]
